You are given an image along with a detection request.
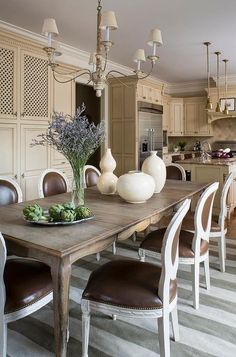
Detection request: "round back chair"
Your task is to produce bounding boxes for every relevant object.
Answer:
[84,165,101,188]
[38,169,69,198]
[0,177,23,206]
[166,163,186,181]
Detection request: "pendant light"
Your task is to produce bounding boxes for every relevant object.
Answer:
[204,42,212,110]
[223,59,229,115]
[215,51,222,112]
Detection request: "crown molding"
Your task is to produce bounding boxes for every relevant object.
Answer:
[212,74,236,86]
[168,80,208,96]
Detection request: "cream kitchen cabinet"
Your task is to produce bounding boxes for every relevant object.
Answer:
[163,95,170,130]
[169,99,184,136]
[137,83,162,104]
[184,97,212,136]
[0,123,17,178]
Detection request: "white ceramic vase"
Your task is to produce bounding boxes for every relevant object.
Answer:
[141,151,166,193]
[97,148,118,195]
[117,170,155,203]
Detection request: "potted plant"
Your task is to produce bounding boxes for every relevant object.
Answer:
[178,140,187,151]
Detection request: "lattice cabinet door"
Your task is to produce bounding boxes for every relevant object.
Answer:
[0,43,17,119]
[20,50,50,120]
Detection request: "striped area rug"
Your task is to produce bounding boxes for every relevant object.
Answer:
[7,236,236,357]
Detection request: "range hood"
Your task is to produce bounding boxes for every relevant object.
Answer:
[207,111,236,123]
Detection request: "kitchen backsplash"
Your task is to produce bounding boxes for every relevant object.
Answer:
[168,117,236,151]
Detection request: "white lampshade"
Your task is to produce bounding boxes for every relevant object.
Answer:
[133,49,146,63]
[42,18,59,36]
[100,11,118,30]
[89,52,96,65]
[147,28,163,46]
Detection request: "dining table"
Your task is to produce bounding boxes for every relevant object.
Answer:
[0,179,210,357]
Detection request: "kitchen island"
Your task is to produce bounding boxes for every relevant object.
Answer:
[177,157,236,216]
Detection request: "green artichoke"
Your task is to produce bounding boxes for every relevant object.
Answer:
[75,206,93,220]
[48,204,65,222]
[23,204,44,222]
[60,209,76,222]
[63,202,75,210]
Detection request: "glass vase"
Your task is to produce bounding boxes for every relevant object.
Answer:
[71,165,85,207]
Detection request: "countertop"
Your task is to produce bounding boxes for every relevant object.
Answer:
[176,157,236,166]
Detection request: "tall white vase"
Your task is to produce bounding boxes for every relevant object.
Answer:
[97,148,118,195]
[141,151,166,193]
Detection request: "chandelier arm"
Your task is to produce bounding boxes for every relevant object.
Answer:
[52,67,91,76]
[52,70,92,84]
[135,61,155,80]
[103,51,108,72]
[106,72,132,88]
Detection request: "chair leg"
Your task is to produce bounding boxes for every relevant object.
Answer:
[170,305,179,342]
[158,312,170,357]
[203,253,210,290]
[112,314,117,320]
[96,252,100,261]
[112,241,116,255]
[191,262,200,309]
[138,248,146,262]
[218,232,225,272]
[0,321,7,357]
[82,303,91,357]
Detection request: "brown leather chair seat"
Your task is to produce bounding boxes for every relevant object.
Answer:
[82,259,177,309]
[140,228,208,258]
[182,212,226,232]
[0,180,18,206]
[166,165,183,180]
[4,258,52,314]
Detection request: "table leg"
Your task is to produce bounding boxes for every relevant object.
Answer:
[51,256,71,357]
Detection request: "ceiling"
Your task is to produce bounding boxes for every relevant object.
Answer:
[1,0,236,83]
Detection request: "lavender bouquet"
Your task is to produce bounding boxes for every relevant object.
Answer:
[32,104,105,206]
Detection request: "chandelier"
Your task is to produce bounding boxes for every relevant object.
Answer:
[42,0,163,97]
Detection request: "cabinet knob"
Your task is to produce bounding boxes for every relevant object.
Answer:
[13,111,17,116]
[156,99,158,102]
[14,174,17,179]
[21,112,25,117]
[21,173,25,178]
[143,96,146,100]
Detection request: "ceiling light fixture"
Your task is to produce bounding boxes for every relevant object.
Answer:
[203,42,212,110]
[222,59,229,115]
[215,51,222,112]
[42,0,162,97]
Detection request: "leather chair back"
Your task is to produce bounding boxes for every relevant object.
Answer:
[0,178,22,206]
[84,165,101,188]
[43,172,67,197]
[166,164,186,181]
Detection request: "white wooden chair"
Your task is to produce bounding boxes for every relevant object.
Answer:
[0,232,53,357]
[182,173,233,272]
[83,165,116,260]
[83,165,101,188]
[166,163,186,181]
[81,199,191,357]
[38,168,69,198]
[139,182,219,310]
[0,177,23,206]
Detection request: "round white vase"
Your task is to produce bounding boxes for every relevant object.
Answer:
[141,151,166,193]
[117,170,155,203]
[97,148,118,195]
[97,172,118,195]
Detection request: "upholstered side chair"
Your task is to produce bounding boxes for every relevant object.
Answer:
[81,198,191,357]
[38,168,69,198]
[166,163,186,181]
[182,173,233,272]
[0,177,23,206]
[0,232,53,357]
[139,182,219,310]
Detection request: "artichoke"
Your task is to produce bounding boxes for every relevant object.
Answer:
[60,209,76,222]
[23,204,44,222]
[63,202,75,210]
[75,206,93,220]
[48,204,65,222]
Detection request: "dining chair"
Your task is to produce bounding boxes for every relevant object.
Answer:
[83,165,101,188]
[83,165,116,260]
[139,182,219,310]
[0,177,23,206]
[166,164,186,181]
[81,199,191,357]
[38,168,69,198]
[182,173,233,272]
[0,232,53,357]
